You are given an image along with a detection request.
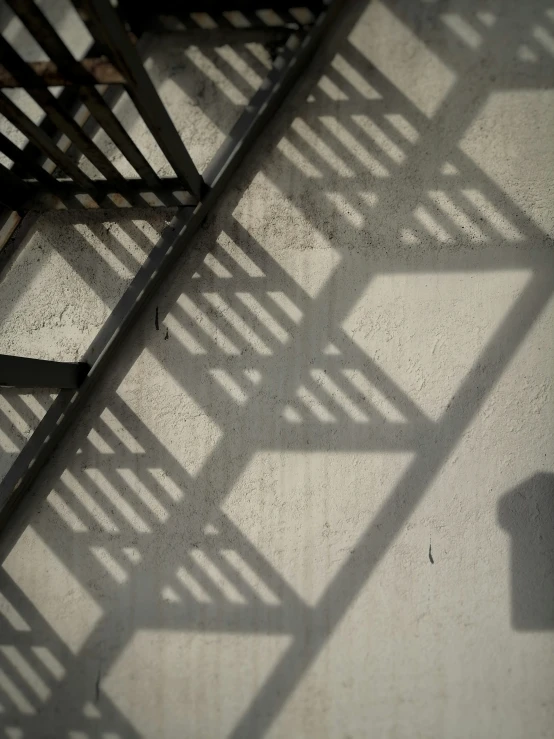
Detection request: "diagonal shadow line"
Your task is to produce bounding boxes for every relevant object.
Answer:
[32,400,314,619]
[330,335,433,425]
[0,379,317,732]
[229,265,554,737]
[0,566,144,736]
[2,0,540,486]
[2,169,544,736]
[0,570,141,735]
[0,570,69,664]
[1,1,548,736]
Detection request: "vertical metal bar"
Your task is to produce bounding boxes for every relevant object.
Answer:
[74,0,204,198]
[0,162,32,210]
[0,35,126,186]
[6,0,161,188]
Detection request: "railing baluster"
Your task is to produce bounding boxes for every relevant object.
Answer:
[0,91,95,189]
[74,0,204,199]
[0,35,126,187]
[6,0,161,188]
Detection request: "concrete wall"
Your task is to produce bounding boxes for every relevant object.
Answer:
[0,0,553,736]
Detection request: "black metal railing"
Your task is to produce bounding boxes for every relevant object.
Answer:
[0,0,326,390]
[0,0,207,212]
[0,0,323,216]
[0,0,337,516]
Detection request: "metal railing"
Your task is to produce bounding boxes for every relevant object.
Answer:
[0,1,324,215]
[0,0,339,525]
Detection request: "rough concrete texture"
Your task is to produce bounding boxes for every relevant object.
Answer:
[1,0,554,737]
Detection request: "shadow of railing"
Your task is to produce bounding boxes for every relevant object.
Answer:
[0,0,553,735]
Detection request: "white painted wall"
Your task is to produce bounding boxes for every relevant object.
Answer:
[0,1,553,737]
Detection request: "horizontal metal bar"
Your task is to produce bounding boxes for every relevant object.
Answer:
[32,178,195,208]
[150,25,295,45]
[7,0,161,188]
[125,1,324,13]
[0,0,340,529]
[0,355,89,389]
[74,0,204,198]
[0,58,125,87]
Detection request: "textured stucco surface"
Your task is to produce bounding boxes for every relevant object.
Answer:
[0,1,553,737]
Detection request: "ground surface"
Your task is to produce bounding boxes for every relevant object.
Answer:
[0,1,553,737]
